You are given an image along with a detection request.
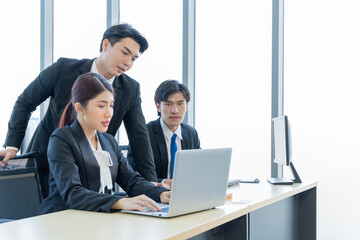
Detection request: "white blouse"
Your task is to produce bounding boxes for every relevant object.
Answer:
[87,132,113,193]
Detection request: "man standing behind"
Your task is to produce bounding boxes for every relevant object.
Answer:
[128,80,200,187]
[0,23,157,197]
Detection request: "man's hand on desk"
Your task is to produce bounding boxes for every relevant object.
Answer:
[151,180,171,190]
[162,179,172,188]
[0,148,17,167]
[160,191,171,203]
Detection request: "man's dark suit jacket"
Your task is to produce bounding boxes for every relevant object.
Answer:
[128,118,201,181]
[4,58,157,197]
[38,120,166,214]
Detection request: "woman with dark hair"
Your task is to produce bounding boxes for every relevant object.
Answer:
[39,73,170,214]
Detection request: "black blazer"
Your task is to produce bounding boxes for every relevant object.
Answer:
[38,120,166,214]
[4,58,157,196]
[128,118,201,180]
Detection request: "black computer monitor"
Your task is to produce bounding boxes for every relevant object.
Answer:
[267,115,302,185]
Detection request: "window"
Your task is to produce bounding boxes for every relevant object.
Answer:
[118,0,183,145]
[54,0,106,61]
[0,1,40,144]
[284,1,360,239]
[196,0,272,179]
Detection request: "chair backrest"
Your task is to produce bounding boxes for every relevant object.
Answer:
[21,116,40,154]
[0,152,42,220]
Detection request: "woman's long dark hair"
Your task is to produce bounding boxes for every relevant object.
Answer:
[59,72,115,128]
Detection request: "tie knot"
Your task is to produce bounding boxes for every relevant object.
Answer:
[171,134,177,141]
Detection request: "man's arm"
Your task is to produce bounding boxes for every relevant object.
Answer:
[0,59,62,165]
[194,129,201,149]
[122,85,157,182]
[125,145,138,171]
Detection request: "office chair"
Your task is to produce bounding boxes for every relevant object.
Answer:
[0,151,42,222]
[21,116,40,154]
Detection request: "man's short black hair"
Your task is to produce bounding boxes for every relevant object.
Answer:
[154,80,191,116]
[100,23,149,53]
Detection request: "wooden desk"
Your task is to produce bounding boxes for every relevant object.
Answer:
[228,180,317,240]
[0,203,248,240]
[0,180,317,240]
[229,179,317,210]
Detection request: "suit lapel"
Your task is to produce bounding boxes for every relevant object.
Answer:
[113,84,122,119]
[70,120,100,192]
[107,75,123,135]
[154,118,169,175]
[181,123,189,149]
[80,58,95,74]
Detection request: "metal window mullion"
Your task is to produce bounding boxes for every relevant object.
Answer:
[107,0,120,28]
[271,0,284,178]
[107,0,120,144]
[40,0,54,119]
[182,0,196,127]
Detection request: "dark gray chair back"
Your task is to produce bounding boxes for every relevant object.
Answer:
[0,152,42,221]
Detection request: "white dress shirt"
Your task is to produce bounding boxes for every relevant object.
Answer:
[90,59,115,85]
[160,118,182,179]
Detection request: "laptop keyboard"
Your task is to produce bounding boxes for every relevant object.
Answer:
[144,206,169,213]
[159,207,169,213]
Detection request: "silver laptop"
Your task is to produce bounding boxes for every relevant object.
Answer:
[122,148,232,218]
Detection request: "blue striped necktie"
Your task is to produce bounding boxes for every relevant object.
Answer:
[170,133,177,179]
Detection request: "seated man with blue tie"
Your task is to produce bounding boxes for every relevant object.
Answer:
[127,80,201,187]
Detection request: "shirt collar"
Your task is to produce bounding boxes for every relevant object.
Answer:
[86,131,102,151]
[90,59,115,85]
[160,118,182,141]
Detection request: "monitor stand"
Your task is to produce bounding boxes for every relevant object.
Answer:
[267,162,302,185]
[267,177,294,185]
